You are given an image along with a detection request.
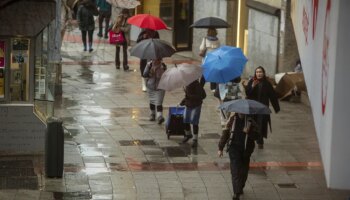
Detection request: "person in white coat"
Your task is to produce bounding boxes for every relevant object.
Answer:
[199,28,221,91]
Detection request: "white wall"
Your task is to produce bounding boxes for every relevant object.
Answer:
[291,0,350,189]
[246,9,279,77]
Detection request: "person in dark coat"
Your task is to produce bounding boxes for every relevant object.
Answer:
[77,0,98,52]
[218,113,256,200]
[244,66,280,149]
[180,80,206,148]
[137,29,160,92]
[96,0,112,39]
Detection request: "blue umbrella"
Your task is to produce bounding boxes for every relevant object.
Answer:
[202,46,247,83]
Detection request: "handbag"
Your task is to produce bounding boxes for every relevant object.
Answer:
[109,31,126,45]
[199,37,207,57]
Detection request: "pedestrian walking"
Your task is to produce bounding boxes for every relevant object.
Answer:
[143,59,167,124]
[214,76,243,126]
[76,0,98,52]
[113,9,130,70]
[244,66,280,149]
[96,0,112,39]
[199,28,221,92]
[218,113,256,200]
[180,79,206,148]
[136,29,160,92]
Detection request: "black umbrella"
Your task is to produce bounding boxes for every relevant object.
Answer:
[190,17,229,28]
[130,39,176,59]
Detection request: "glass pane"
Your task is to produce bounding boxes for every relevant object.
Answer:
[160,0,173,28]
[0,40,5,99]
[10,38,30,101]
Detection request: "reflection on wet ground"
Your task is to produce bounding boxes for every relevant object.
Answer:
[119,140,157,146]
[53,191,92,200]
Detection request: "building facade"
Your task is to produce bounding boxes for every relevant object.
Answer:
[0,0,61,154]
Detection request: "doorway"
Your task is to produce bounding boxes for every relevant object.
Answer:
[173,0,193,51]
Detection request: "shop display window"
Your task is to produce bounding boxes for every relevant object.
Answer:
[10,38,30,101]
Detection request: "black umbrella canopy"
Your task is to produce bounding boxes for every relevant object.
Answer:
[190,17,229,28]
[130,39,176,59]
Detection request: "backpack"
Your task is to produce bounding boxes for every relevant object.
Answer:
[223,82,241,101]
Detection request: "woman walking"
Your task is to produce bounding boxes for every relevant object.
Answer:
[180,80,206,148]
[113,9,130,70]
[244,66,280,149]
[136,29,160,91]
[143,59,167,124]
[199,28,221,91]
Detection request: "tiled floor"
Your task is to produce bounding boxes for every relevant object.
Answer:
[0,28,349,200]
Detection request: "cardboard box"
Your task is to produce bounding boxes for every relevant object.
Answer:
[275,72,307,99]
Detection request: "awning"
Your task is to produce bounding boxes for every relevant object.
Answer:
[0,0,56,37]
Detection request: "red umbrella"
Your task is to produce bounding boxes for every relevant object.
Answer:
[127,14,168,30]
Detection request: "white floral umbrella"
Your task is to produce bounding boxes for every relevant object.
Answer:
[158,63,202,91]
[106,0,140,8]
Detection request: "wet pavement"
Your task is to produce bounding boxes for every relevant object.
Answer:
[0,28,350,199]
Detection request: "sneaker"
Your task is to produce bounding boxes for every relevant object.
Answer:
[149,114,155,121]
[83,47,87,51]
[89,48,93,52]
[157,116,165,124]
[181,134,193,143]
[192,139,198,148]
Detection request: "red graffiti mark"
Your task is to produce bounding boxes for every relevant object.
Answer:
[312,0,319,39]
[302,6,309,45]
[322,0,331,115]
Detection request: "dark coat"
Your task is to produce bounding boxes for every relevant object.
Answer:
[77,2,98,31]
[180,80,204,108]
[136,30,160,43]
[245,78,280,138]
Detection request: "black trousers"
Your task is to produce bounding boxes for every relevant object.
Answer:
[229,136,255,195]
[98,10,111,36]
[81,30,94,48]
[140,59,148,76]
[115,42,128,67]
[200,75,217,90]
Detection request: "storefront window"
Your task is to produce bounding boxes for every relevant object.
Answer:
[160,0,174,28]
[34,27,55,119]
[10,38,30,101]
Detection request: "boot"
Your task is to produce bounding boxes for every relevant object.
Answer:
[182,130,193,143]
[157,112,165,124]
[192,139,198,148]
[88,42,93,52]
[149,110,156,121]
[192,134,198,148]
[142,78,147,92]
[83,43,87,51]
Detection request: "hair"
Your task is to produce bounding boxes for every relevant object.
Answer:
[233,76,241,83]
[207,28,217,37]
[121,9,129,15]
[254,66,266,79]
